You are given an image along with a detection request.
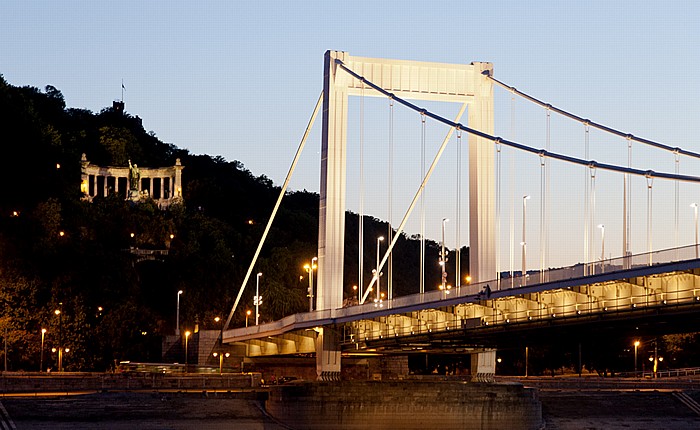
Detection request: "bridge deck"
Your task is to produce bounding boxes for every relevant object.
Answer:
[223,246,700,356]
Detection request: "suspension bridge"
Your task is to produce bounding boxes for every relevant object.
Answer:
[221,51,700,381]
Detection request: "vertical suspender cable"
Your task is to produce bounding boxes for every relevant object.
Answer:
[388,98,394,300]
[623,136,631,269]
[456,129,462,291]
[540,153,545,277]
[545,107,551,279]
[495,137,502,290]
[509,91,516,287]
[590,165,597,274]
[675,150,680,259]
[583,124,590,275]
[420,112,426,294]
[628,137,633,257]
[647,175,654,265]
[359,81,365,300]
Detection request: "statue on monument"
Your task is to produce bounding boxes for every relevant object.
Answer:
[128,159,140,199]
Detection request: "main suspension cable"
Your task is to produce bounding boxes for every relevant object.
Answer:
[334,59,700,184]
[488,75,700,160]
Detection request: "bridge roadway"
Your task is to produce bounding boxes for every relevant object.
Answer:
[223,245,700,357]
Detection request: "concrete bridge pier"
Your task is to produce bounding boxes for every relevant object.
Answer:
[316,327,341,381]
[472,349,497,383]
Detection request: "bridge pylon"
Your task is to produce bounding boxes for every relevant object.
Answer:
[317,51,495,379]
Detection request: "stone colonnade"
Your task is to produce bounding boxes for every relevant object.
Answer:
[80,153,184,207]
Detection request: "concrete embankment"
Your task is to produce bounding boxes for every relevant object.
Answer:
[267,380,542,430]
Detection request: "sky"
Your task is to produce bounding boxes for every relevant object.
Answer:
[3,1,700,272]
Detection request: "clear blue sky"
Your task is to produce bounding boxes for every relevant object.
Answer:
[3,1,700,269]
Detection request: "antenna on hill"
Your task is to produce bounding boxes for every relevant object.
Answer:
[121,79,125,103]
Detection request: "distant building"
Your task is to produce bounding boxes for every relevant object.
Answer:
[80,153,184,208]
[112,100,125,115]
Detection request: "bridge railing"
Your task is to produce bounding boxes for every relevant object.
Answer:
[226,245,699,341]
[341,244,700,342]
[499,243,699,289]
[349,244,699,314]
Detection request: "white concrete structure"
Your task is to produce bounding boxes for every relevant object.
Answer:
[80,153,184,208]
[317,51,495,378]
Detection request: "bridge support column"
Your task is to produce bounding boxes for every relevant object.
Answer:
[315,327,341,381]
[471,349,496,383]
[316,50,349,380]
[468,62,495,283]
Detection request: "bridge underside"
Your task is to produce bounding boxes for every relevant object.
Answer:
[225,262,700,361]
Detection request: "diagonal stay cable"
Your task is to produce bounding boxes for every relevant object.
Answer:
[223,91,323,332]
[335,59,700,184]
[488,74,700,160]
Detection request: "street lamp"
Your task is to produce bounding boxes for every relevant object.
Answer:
[214,316,222,347]
[522,195,531,283]
[213,352,230,375]
[51,347,69,371]
[40,328,47,372]
[634,340,640,375]
[255,272,263,325]
[692,203,698,258]
[376,236,384,302]
[598,224,605,273]
[440,218,449,295]
[353,285,359,303]
[245,310,251,328]
[54,304,63,372]
[176,290,183,336]
[184,330,191,372]
[304,257,317,312]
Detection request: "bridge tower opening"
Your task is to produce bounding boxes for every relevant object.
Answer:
[317,51,495,379]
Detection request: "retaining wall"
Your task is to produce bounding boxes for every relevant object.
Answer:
[266,380,542,430]
[0,372,261,394]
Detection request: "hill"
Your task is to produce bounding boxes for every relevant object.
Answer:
[0,75,455,371]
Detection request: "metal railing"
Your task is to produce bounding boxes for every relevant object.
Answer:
[226,245,700,343]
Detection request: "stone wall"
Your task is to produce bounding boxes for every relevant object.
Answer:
[266,380,542,430]
[0,372,261,393]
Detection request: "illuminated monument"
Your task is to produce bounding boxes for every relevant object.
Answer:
[80,153,184,208]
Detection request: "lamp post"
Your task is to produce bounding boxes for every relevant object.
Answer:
[40,328,47,372]
[376,236,384,302]
[184,330,191,372]
[255,272,262,325]
[440,218,449,296]
[245,310,251,328]
[598,224,605,273]
[692,203,698,258]
[176,290,183,336]
[353,285,359,304]
[634,340,640,375]
[522,195,531,283]
[214,316,222,347]
[304,257,317,312]
[54,304,63,372]
[213,352,230,375]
